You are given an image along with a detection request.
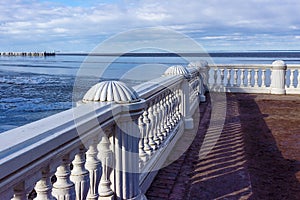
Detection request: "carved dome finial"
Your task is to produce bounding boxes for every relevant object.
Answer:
[83,81,139,103]
[164,65,190,77]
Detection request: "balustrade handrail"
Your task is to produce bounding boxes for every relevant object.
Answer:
[134,75,183,99]
[209,63,300,69]
[208,63,273,69]
[286,64,300,69]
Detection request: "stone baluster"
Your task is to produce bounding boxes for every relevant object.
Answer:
[138,114,148,168]
[145,106,157,151]
[254,69,259,87]
[34,167,54,200]
[175,87,182,122]
[98,134,114,198]
[247,69,252,87]
[70,146,89,200]
[52,155,76,199]
[11,183,27,200]
[290,69,295,88]
[213,69,218,85]
[220,69,225,86]
[227,69,231,87]
[157,96,164,141]
[271,60,287,94]
[171,91,177,128]
[166,91,173,132]
[153,98,161,146]
[170,91,177,125]
[162,92,170,136]
[143,108,153,155]
[261,69,266,87]
[85,140,101,200]
[155,96,164,142]
[148,102,159,150]
[240,69,245,87]
[298,69,300,88]
[166,91,173,130]
[234,69,238,86]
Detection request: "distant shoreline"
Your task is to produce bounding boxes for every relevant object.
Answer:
[2,51,300,58]
[0,52,55,57]
[57,51,300,58]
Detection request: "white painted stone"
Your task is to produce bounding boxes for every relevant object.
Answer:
[271,60,287,94]
[7,60,300,200]
[83,81,139,103]
[164,65,190,78]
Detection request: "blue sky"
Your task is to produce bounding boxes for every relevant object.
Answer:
[0,0,300,52]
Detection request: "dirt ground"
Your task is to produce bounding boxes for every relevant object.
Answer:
[147,93,300,200]
[237,93,300,199]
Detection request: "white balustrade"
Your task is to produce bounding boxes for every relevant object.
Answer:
[0,58,300,200]
[3,59,300,200]
[207,61,300,94]
[285,66,300,93]
[0,63,206,200]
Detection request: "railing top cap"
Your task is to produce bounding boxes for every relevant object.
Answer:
[83,81,139,103]
[272,60,287,69]
[188,60,208,68]
[164,65,190,77]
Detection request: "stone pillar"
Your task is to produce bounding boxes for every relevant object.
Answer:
[198,61,210,93]
[114,108,145,200]
[82,80,146,200]
[271,60,287,94]
[188,61,207,102]
[182,77,194,129]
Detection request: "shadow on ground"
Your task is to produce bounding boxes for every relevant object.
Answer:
[237,93,300,200]
[146,93,300,200]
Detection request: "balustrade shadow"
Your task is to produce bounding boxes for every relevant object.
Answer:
[187,93,252,199]
[236,93,300,200]
[147,92,252,199]
[146,94,208,200]
[147,93,300,200]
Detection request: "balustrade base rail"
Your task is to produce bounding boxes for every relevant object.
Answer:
[208,85,271,94]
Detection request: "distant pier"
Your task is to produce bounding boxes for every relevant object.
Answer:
[0,52,55,57]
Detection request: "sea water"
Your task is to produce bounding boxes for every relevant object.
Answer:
[1,52,300,133]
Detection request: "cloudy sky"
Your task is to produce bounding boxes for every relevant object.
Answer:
[1,0,300,52]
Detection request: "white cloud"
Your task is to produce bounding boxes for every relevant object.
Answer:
[0,0,300,51]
